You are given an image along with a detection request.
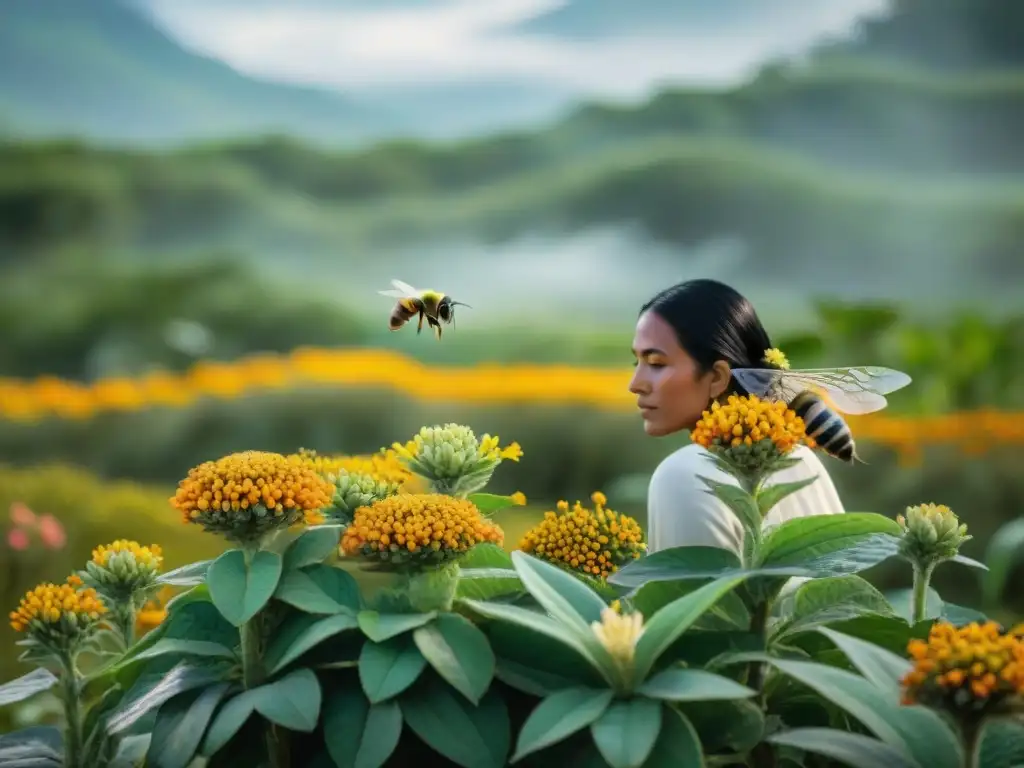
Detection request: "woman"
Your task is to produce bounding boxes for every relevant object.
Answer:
[628,279,845,557]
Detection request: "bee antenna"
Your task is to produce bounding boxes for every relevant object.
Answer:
[450,301,472,309]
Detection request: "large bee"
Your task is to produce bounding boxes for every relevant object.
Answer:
[377,279,471,340]
[730,365,912,464]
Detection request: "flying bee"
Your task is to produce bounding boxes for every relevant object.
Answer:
[729,365,913,464]
[377,279,471,340]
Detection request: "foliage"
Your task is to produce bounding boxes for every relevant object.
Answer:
[2,415,1022,768]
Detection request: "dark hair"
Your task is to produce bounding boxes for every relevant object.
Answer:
[640,279,772,375]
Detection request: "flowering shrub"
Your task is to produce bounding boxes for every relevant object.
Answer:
[1,421,1021,768]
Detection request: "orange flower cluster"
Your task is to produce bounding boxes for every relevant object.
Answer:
[9,574,107,643]
[170,450,334,542]
[341,493,504,569]
[902,621,1024,714]
[692,394,811,454]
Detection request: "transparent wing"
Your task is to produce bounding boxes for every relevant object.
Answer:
[377,279,422,299]
[731,366,912,415]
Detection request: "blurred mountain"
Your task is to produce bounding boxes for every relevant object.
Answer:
[0,0,408,143]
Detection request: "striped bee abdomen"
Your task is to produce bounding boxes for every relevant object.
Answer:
[789,390,857,463]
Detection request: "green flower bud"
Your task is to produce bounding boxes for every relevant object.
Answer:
[83,540,163,603]
[323,469,401,525]
[897,503,971,566]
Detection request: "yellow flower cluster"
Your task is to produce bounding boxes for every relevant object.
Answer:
[518,491,646,580]
[170,451,334,542]
[902,621,1024,712]
[288,447,418,489]
[9,575,107,643]
[762,347,790,370]
[341,493,504,569]
[92,540,164,572]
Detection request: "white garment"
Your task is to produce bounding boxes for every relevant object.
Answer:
[646,443,846,558]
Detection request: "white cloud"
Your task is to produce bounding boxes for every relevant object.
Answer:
[144,0,888,96]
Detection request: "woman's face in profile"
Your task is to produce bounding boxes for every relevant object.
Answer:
[628,310,722,436]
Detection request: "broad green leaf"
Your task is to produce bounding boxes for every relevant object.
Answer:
[590,698,662,768]
[884,587,943,623]
[768,728,920,768]
[274,569,349,614]
[323,686,402,768]
[127,639,237,665]
[156,560,212,587]
[461,542,514,569]
[759,513,902,576]
[401,676,510,768]
[305,563,362,611]
[637,668,755,702]
[0,668,57,707]
[511,550,608,628]
[468,493,521,514]
[108,660,230,734]
[265,612,360,675]
[817,627,912,698]
[633,575,746,681]
[283,525,343,570]
[678,699,765,754]
[200,692,254,756]
[978,719,1024,768]
[206,549,283,627]
[629,581,750,630]
[608,546,743,589]
[456,568,523,601]
[487,620,606,695]
[699,478,762,540]
[357,610,435,642]
[981,517,1024,609]
[145,682,232,768]
[511,688,613,763]
[951,553,988,571]
[642,706,705,768]
[0,725,63,767]
[252,668,322,731]
[775,576,894,639]
[413,613,494,704]
[940,602,987,626]
[360,633,427,704]
[756,477,818,517]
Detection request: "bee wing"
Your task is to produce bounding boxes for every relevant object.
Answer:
[737,366,911,415]
[391,279,421,295]
[378,290,410,298]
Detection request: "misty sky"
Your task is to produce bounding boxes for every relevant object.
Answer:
[141,0,889,98]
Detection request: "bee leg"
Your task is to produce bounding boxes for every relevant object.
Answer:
[417,312,425,334]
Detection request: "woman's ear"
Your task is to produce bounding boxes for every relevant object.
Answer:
[708,360,732,399]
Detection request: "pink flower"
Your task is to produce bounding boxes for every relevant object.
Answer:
[7,528,30,551]
[37,515,66,550]
[9,502,36,529]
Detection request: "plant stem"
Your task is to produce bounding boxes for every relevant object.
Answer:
[911,562,935,624]
[116,605,136,650]
[747,599,772,694]
[961,718,984,768]
[59,653,84,768]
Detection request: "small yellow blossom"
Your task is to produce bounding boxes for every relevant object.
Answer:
[92,540,164,572]
[902,621,1024,715]
[519,491,646,580]
[9,575,107,647]
[341,493,504,569]
[762,348,790,370]
[170,451,334,543]
[510,491,527,506]
[591,607,644,666]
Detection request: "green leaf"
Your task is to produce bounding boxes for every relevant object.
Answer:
[200,692,255,757]
[305,563,363,611]
[642,706,705,768]
[511,550,608,628]
[637,668,755,702]
[699,478,762,541]
[885,587,944,623]
[108,660,230,734]
[981,517,1024,609]
[756,477,818,517]
[678,699,764,754]
[0,726,63,767]
[156,560,212,587]
[265,612,360,676]
[358,610,435,642]
[401,675,510,768]
[323,686,402,768]
[461,542,514,569]
[254,668,322,731]
[758,513,902,576]
[633,575,746,681]
[127,639,237,665]
[412,613,495,704]
[274,569,350,614]
[468,493,521,514]
[951,553,988,571]
[816,627,912,698]
[456,568,523,601]
[359,634,428,704]
[511,687,614,763]
[206,549,283,627]
[610,546,742,589]
[590,698,662,768]
[0,668,58,707]
[145,682,232,768]
[283,525,343,570]
[978,719,1024,768]
[775,576,895,640]
[629,581,750,630]
[486,619,607,695]
[768,728,921,768]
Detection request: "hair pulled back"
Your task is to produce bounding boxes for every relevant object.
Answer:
[640,279,772,375]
